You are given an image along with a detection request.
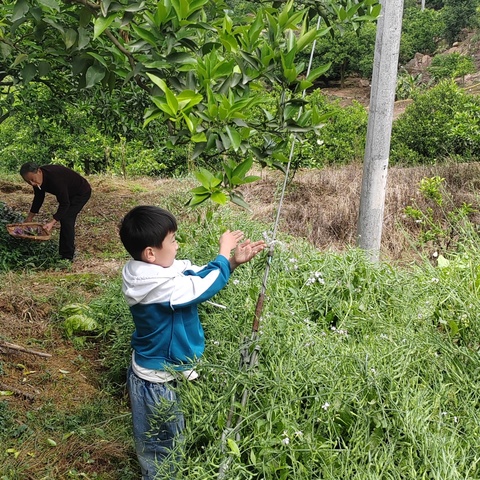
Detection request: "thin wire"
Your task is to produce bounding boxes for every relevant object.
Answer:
[218,15,322,479]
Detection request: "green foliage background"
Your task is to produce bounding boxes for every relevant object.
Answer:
[391,80,480,164]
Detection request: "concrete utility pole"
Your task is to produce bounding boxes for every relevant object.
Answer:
[356,0,404,262]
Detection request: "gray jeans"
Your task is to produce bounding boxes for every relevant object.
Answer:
[127,367,185,480]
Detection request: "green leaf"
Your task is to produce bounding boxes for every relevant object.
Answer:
[12,53,28,68]
[191,132,207,143]
[232,157,253,179]
[230,192,251,211]
[146,73,168,92]
[227,438,241,457]
[190,186,210,195]
[85,64,106,88]
[64,28,78,49]
[447,318,459,337]
[6,448,20,458]
[165,88,179,115]
[93,14,117,39]
[63,314,99,337]
[131,24,159,46]
[177,91,203,110]
[236,175,260,185]
[437,255,450,269]
[307,62,332,82]
[188,193,210,206]
[21,63,36,83]
[297,28,318,52]
[37,61,51,77]
[165,52,197,65]
[182,112,194,132]
[143,110,164,127]
[60,304,92,317]
[101,0,113,17]
[226,126,241,150]
[191,141,206,159]
[211,191,228,205]
[194,168,222,189]
[78,27,91,50]
[37,0,60,11]
[85,52,108,67]
[12,0,29,23]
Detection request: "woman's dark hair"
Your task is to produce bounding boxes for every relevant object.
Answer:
[19,162,40,177]
[119,205,177,260]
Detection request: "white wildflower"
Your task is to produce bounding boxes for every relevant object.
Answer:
[322,402,330,410]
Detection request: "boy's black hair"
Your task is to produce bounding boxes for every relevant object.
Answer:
[119,205,178,261]
[20,162,40,177]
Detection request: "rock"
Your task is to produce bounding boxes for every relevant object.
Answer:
[403,53,432,75]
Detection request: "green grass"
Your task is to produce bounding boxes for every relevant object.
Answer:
[3,203,480,479]
[83,206,480,479]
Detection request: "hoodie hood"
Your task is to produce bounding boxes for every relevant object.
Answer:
[122,259,191,306]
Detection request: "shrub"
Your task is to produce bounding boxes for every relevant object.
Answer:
[305,22,376,85]
[0,117,50,173]
[299,90,368,167]
[442,0,479,45]
[390,80,480,164]
[400,7,444,64]
[396,70,429,100]
[428,52,476,83]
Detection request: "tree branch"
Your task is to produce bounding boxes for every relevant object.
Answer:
[0,341,52,358]
[0,382,36,401]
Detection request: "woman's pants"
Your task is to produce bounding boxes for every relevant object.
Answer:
[58,189,91,260]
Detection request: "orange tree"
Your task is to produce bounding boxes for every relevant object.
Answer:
[1,0,380,205]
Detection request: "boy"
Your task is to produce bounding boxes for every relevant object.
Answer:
[119,205,265,479]
[20,162,92,261]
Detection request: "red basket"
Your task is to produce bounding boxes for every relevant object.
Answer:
[6,222,51,241]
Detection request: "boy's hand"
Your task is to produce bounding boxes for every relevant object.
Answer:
[219,230,244,258]
[230,239,266,270]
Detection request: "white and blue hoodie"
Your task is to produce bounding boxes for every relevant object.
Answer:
[122,254,231,372]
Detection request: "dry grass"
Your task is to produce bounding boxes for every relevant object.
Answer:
[241,162,480,263]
